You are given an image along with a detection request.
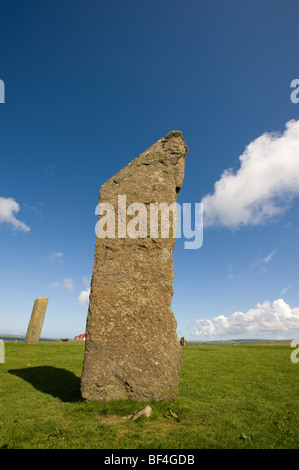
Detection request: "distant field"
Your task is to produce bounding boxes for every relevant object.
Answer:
[0,341,298,449]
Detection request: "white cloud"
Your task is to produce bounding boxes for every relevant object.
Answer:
[78,277,91,307]
[0,197,30,232]
[78,288,90,307]
[63,278,75,292]
[194,299,299,338]
[47,252,64,264]
[202,119,299,228]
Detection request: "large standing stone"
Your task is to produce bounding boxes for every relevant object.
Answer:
[81,131,188,402]
[24,297,49,344]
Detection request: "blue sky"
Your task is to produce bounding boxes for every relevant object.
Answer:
[0,0,299,340]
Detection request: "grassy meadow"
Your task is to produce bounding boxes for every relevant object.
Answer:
[0,340,298,449]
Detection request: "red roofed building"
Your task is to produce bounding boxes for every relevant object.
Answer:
[75,333,86,341]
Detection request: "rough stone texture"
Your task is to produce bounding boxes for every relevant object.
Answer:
[81,131,188,402]
[24,297,49,344]
[180,337,187,347]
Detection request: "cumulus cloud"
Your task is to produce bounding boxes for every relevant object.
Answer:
[78,276,91,307]
[0,197,30,232]
[195,299,299,338]
[78,288,90,307]
[202,119,299,228]
[63,278,75,292]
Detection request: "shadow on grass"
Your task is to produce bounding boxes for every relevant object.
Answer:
[8,366,82,402]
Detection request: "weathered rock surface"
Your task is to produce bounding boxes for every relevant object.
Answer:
[80,131,188,402]
[24,297,49,344]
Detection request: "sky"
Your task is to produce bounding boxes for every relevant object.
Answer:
[0,0,299,340]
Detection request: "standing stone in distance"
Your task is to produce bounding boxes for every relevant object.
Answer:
[24,297,49,344]
[81,131,188,402]
[0,339,4,363]
[180,337,187,347]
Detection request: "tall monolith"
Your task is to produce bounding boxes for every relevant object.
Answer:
[81,131,188,401]
[24,297,49,344]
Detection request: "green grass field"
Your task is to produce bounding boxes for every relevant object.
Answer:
[0,341,298,449]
